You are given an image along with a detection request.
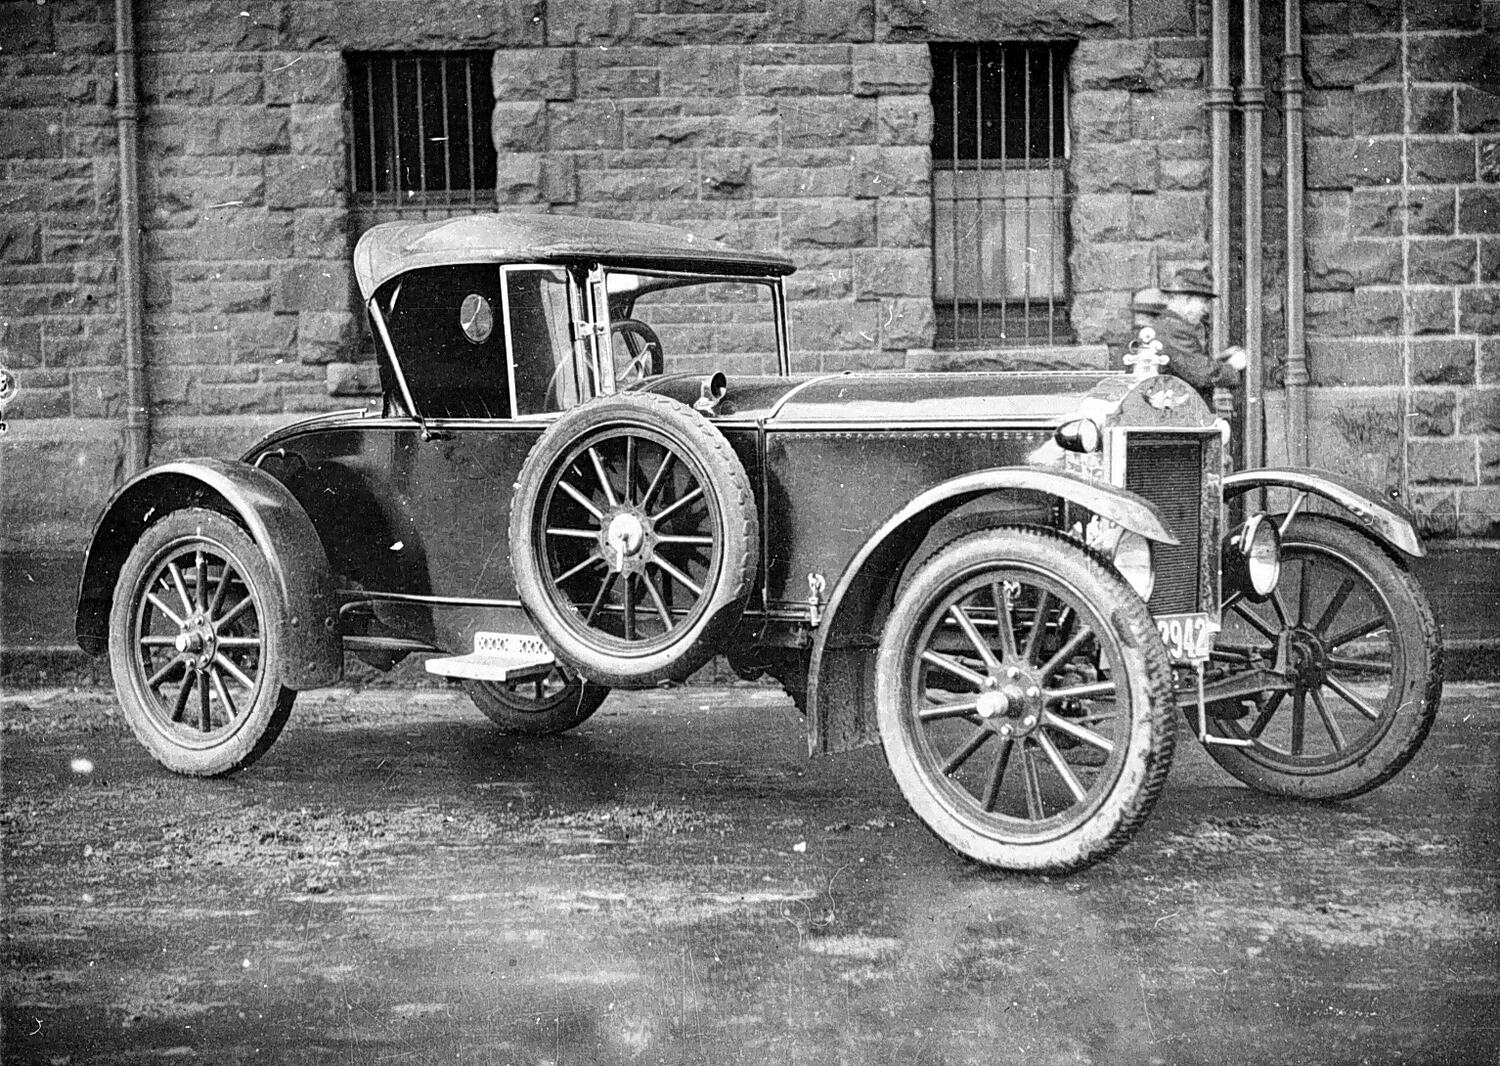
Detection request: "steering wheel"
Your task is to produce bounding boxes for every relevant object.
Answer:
[611,319,664,387]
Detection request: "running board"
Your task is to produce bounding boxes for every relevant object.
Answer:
[425,651,555,682]
[424,632,555,682]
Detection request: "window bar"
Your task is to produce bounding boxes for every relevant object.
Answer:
[415,57,428,204]
[950,50,960,345]
[364,62,378,196]
[1022,45,1034,345]
[974,44,984,344]
[389,55,401,206]
[1046,47,1057,346]
[465,57,478,206]
[440,59,453,203]
[998,46,1008,346]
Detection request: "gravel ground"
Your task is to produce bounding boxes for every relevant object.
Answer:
[3,680,1497,1065]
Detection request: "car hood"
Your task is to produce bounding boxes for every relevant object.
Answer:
[642,371,1121,427]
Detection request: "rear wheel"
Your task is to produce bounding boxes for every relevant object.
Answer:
[876,527,1175,873]
[107,509,295,776]
[463,666,608,735]
[1202,515,1441,799]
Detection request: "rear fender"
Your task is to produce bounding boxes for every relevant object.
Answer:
[75,458,342,689]
[805,468,1179,756]
[1225,467,1425,558]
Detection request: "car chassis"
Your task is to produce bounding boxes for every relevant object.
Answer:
[76,214,1442,872]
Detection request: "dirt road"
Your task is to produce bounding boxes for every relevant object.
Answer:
[3,681,1497,1065]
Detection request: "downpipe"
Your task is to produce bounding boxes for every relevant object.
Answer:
[1282,0,1310,464]
[1242,0,1266,470]
[115,0,150,474]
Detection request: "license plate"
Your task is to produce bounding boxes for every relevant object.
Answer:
[475,631,551,659]
[1155,614,1216,663]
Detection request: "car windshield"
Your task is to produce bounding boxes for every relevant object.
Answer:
[605,273,781,383]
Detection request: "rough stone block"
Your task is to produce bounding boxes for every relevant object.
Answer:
[876,0,1128,41]
[1482,439,1500,484]
[1071,242,1155,293]
[1408,439,1477,485]
[1455,487,1500,538]
[492,155,547,203]
[1409,389,1457,436]
[1410,238,1477,285]
[1306,36,1400,88]
[781,200,875,249]
[1412,337,1478,384]
[785,250,853,300]
[879,296,934,350]
[1308,90,1354,138]
[1071,142,1154,194]
[0,223,41,264]
[295,309,358,365]
[772,0,875,42]
[700,151,754,200]
[1131,191,1207,242]
[290,104,343,156]
[1407,32,1500,88]
[493,48,576,102]
[876,197,930,248]
[851,44,930,95]
[877,94,931,147]
[265,155,343,209]
[1455,291,1500,346]
[742,62,850,97]
[1307,389,1403,498]
[276,262,353,315]
[630,105,779,149]
[755,154,854,199]
[1483,238,1500,283]
[1307,239,1403,290]
[1352,87,1403,136]
[577,63,660,98]
[780,98,877,148]
[1459,387,1500,434]
[1070,90,1131,142]
[229,314,299,363]
[1409,137,1477,184]
[658,46,740,97]
[1072,194,1133,243]
[789,298,880,351]
[325,361,381,396]
[264,53,341,106]
[1307,138,1353,189]
[492,102,548,153]
[578,167,699,203]
[1459,188,1500,234]
[200,382,280,415]
[1410,289,1457,334]
[1409,489,1458,535]
[1350,139,1404,187]
[852,248,929,299]
[1350,188,1456,237]
[1482,339,1500,385]
[547,0,636,45]
[1308,338,1402,385]
[1458,86,1500,134]
[293,209,351,259]
[852,146,929,198]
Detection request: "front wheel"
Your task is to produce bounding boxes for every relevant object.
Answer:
[876,527,1176,873]
[463,665,609,735]
[107,508,296,776]
[1201,515,1441,799]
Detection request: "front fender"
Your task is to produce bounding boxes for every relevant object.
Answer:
[1225,467,1425,558]
[75,458,341,689]
[803,467,1178,756]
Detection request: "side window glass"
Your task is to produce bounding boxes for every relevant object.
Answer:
[506,268,577,415]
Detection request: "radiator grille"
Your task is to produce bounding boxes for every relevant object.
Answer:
[1125,435,1203,614]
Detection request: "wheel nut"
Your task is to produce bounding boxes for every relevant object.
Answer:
[1007,667,1020,680]
[1023,715,1037,728]
[999,723,1013,736]
[1026,686,1040,699]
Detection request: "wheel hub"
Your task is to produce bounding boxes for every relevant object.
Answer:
[978,670,1044,738]
[173,613,218,669]
[1286,627,1327,689]
[604,511,650,571]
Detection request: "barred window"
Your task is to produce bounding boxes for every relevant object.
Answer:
[345,52,496,209]
[932,43,1072,348]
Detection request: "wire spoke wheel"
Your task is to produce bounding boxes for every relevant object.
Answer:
[1201,514,1441,799]
[877,528,1174,873]
[511,394,756,686]
[463,664,609,735]
[108,509,295,776]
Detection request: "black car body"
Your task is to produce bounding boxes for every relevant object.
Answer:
[76,214,1442,872]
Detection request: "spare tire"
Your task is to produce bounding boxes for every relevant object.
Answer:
[509,392,758,686]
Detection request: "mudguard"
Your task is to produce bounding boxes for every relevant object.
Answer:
[805,467,1180,756]
[75,458,342,689]
[1224,467,1425,558]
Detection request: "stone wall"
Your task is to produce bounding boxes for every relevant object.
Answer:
[2,0,1496,562]
[1292,1,1500,536]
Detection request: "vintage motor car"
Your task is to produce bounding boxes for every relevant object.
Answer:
[75,213,1442,872]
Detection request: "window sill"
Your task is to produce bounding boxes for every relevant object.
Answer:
[906,345,1112,373]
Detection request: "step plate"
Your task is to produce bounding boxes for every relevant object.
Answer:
[424,632,556,682]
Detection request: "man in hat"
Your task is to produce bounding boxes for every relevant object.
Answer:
[1152,268,1245,403]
